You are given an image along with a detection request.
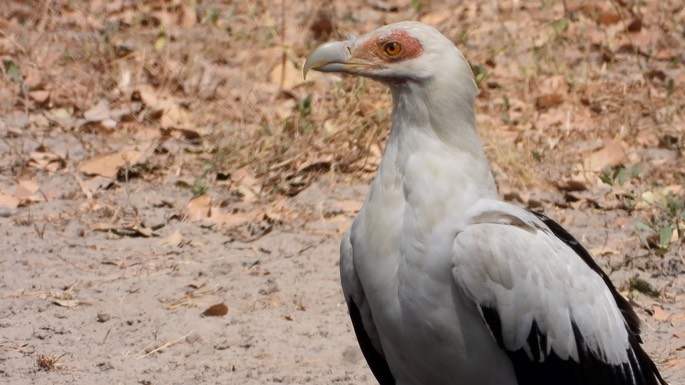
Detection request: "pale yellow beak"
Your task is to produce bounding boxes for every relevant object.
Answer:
[303,41,350,79]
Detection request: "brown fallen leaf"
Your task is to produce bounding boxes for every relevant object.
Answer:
[335,199,363,213]
[201,303,228,317]
[75,174,114,198]
[160,104,190,129]
[579,140,627,173]
[183,195,267,229]
[178,3,197,28]
[28,90,50,104]
[135,85,191,128]
[183,194,213,221]
[597,11,621,25]
[555,178,588,192]
[223,212,280,243]
[664,185,684,195]
[15,178,44,204]
[79,150,145,179]
[28,151,64,172]
[270,60,306,91]
[162,230,183,246]
[626,18,642,32]
[0,193,20,215]
[233,167,261,203]
[535,93,564,110]
[83,99,111,122]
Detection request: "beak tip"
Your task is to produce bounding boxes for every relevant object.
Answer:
[303,40,349,79]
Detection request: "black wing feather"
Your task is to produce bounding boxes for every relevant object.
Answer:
[528,210,642,337]
[482,307,666,385]
[477,210,668,385]
[347,297,396,385]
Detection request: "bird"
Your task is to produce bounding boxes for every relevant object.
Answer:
[303,21,668,385]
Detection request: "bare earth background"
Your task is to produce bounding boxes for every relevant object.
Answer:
[1,0,684,384]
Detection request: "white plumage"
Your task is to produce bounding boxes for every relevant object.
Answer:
[304,21,667,385]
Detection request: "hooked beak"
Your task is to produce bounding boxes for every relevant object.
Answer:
[303,41,349,79]
[303,39,375,79]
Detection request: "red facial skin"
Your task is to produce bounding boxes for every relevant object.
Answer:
[355,29,424,65]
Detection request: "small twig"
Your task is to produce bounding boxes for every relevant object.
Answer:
[102,326,112,344]
[135,331,193,359]
[166,289,216,309]
[279,0,287,91]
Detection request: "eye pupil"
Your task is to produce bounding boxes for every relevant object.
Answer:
[384,42,401,56]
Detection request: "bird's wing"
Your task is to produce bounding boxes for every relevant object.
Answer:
[451,199,667,385]
[340,230,396,385]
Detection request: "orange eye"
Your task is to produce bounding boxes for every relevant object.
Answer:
[383,42,402,56]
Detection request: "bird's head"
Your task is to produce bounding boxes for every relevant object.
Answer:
[304,21,481,149]
[304,21,474,91]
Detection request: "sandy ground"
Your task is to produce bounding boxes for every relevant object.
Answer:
[1,0,684,384]
[1,178,376,384]
[1,177,684,384]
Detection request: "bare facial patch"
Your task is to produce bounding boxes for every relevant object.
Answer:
[355,29,424,64]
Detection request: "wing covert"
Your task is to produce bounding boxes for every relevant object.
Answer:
[451,200,667,385]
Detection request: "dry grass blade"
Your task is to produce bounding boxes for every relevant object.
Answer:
[166,289,216,309]
[134,331,194,359]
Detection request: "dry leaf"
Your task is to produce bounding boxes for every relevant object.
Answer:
[137,85,161,108]
[638,188,682,208]
[0,193,20,215]
[335,199,363,213]
[183,194,213,221]
[179,4,197,28]
[28,90,50,103]
[580,140,626,173]
[626,18,642,32]
[270,60,305,90]
[555,178,587,192]
[664,185,684,195]
[182,196,262,227]
[28,150,63,171]
[535,94,564,110]
[162,230,183,246]
[234,168,261,203]
[79,150,144,179]
[83,99,111,122]
[160,105,190,129]
[15,178,40,198]
[136,85,189,128]
[201,303,228,317]
[79,175,114,196]
[597,11,621,25]
[539,75,569,95]
[52,299,80,308]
